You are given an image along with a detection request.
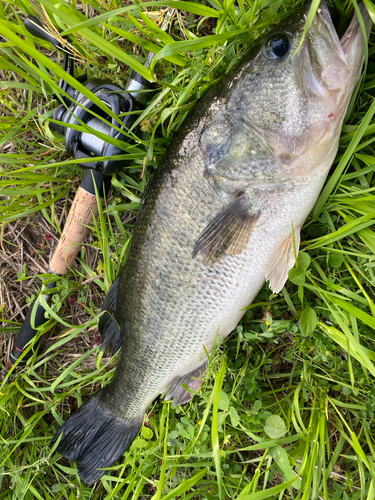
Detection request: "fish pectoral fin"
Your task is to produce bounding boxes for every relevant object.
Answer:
[51,388,143,485]
[99,277,122,354]
[192,195,260,265]
[265,225,301,294]
[164,363,207,406]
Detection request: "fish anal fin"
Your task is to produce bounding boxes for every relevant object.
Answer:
[164,363,207,406]
[192,196,260,265]
[99,277,122,354]
[265,225,301,294]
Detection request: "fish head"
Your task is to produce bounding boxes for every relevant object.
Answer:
[204,1,372,185]
[240,0,371,176]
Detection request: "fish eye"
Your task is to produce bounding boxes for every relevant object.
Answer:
[262,34,290,60]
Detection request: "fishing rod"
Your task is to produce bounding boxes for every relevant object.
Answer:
[10,10,175,365]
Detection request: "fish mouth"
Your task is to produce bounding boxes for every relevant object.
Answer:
[303,0,371,92]
[318,0,372,66]
[273,2,371,163]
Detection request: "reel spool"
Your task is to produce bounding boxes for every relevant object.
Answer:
[51,83,136,175]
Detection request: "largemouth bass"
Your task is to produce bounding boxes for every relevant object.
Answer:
[52,2,371,484]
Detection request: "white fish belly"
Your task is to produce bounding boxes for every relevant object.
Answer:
[166,173,327,382]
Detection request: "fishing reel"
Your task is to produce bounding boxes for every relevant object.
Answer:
[51,82,135,175]
[11,10,177,365]
[24,15,151,175]
[10,15,155,365]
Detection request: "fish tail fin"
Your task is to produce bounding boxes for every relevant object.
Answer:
[51,390,142,485]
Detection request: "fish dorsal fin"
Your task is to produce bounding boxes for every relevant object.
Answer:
[265,225,301,294]
[192,195,260,265]
[98,277,122,354]
[164,363,207,405]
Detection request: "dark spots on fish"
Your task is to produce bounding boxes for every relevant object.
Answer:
[279,152,294,163]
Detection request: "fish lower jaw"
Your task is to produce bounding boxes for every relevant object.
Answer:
[340,3,372,57]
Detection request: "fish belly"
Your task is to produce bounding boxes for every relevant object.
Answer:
[164,172,327,382]
[115,164,327,407]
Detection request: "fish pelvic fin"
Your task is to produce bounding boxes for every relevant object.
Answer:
[51,389,142,485]
[99,277,122,355]
[164,363,207,405]
[265,225,301,294]
[192,195,260,265]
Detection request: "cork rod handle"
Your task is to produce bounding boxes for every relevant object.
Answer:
[50,170,107,275]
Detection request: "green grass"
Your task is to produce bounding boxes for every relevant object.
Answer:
[1,0,375,498]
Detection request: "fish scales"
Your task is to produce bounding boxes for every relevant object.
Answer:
[110,118,319,411]
[52,1,372,484]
